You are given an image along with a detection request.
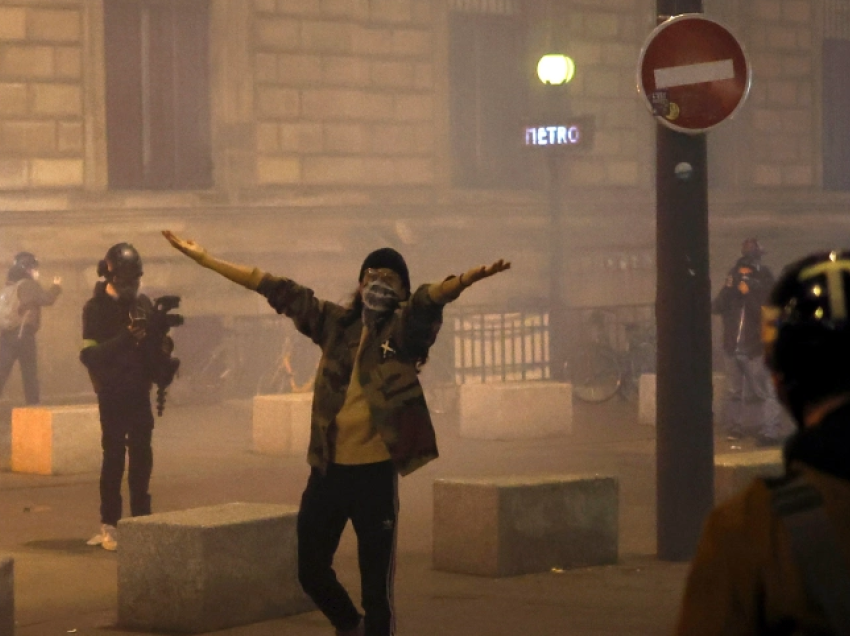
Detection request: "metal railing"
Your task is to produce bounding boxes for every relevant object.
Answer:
[434,302,656,386]
[448,305,552,384]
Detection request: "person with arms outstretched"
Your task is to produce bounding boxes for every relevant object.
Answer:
[163,229,509,636]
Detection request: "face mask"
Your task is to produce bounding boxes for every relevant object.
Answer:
[362,279,400,311]
[361,279,400,329]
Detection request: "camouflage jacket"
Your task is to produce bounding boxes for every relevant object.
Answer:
[258,275,443,476]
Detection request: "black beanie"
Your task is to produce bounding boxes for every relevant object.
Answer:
[359,247,410,294]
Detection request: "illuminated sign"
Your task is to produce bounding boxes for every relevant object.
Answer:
[525,125,581,146]
[523,117,594,150]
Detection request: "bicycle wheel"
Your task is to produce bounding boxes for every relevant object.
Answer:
[424,382,458,416]
[256,365,289,395]
[570,344,622,403]
[191,347,232,403]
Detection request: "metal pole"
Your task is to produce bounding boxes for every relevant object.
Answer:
[655,0,715,561]
[548,152,566,381]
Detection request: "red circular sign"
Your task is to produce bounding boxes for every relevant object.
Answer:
[637,14,751,133]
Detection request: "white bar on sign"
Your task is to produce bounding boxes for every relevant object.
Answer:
[654,59,735,89]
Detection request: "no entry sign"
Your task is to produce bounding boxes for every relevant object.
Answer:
[637,14,751,134]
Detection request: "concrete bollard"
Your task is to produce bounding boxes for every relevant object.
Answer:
[11,405,100,475]
[0,405,10,471]
[252,393,312,456]
[715,449,784,503]
[433,474,618,577]
[638,373,726,426]
[118,502,312,633]
[458,381,572,440]
[0,556,12,636]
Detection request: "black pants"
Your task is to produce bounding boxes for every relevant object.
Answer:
[298,461,399,636]
[98,394,154,527]
[0,330,39,405]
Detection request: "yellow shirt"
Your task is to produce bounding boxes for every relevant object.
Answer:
[333,328,391,464]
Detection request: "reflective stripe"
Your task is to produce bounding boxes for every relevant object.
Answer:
[81,339,98,349]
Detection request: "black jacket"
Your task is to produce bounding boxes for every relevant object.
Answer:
[79,282,154,398]
[675,403,850,636]
[712,258,775,357]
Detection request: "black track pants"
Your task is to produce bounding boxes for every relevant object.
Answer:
[297,461,399,636]
[97,394,154,526]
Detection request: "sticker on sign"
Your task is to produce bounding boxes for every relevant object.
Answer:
[654,59,735,90]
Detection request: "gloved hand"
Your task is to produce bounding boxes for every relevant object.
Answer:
[429,259,512,304]
[162,230,266,291]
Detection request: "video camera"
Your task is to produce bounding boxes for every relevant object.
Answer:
[149,295,185,335]
[142,295,184,416]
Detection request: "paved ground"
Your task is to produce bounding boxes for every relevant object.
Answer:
[0,395,770,636]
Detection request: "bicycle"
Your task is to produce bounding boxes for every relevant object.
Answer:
[569,312,656,403]
[168,319,239,405]
[256,335,316,395]
[419,358,459,417]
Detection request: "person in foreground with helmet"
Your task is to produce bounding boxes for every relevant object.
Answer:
[0,252,62,404]
[676,250,850,635]
[712,238,783,446]
[162,229,510,636]
[80,243,181,552]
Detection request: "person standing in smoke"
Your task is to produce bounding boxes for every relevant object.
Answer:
[162,229,510,636]
[0,251,62,405]
[80,243,180,552]
[712,238,783,446]
[0,252,62,405]
[676,250,850,635]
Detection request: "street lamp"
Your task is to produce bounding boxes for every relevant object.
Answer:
[536,53,574,382]
[537,54,576,86]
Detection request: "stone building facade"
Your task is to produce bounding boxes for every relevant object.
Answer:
[0,0,846,401]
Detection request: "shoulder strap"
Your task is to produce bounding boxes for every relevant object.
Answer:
[769,474,850,635]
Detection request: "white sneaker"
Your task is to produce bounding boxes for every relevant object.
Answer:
[86,524,118,551]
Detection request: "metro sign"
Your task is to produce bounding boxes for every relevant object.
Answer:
[523,116,595,151]
[637,14,751,133]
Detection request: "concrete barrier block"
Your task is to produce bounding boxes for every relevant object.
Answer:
[253,393,313,456]
[638,373,725,425]
[458,382,572,440]
[0,406,10,471]
[0,557,12,636]
[11,405,100,475]
[433,474,618,577]
[715,449,784,504]
[118,502,312,633]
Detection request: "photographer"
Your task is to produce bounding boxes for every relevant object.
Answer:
[79,243,181,551]
[712,238,782,446]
